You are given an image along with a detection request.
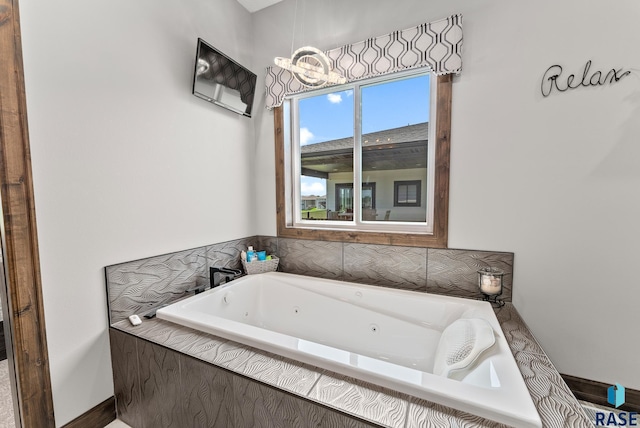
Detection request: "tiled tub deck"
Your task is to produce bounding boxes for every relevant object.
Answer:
[109,303,593,428]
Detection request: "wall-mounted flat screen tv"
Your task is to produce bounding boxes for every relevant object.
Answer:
[192,38,257,118]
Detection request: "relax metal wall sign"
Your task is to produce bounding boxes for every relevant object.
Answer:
[541,60,631,97]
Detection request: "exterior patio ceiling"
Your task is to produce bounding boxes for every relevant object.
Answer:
[301,122,428,176]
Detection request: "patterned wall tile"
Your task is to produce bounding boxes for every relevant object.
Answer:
[111,322,377,428]
[232,376,309,428]
[316,412,379,428]
[257,235,279,260]
[109,329,141,428]
[106,235,518,329]
[116,317,320,396]
[343,243,427,291]
[205,237,255,272]
[115,319,255,372]
[113,319,202,350]
[494,304,545,355]
[170,331,231,362]
[308,374,407,428]
[277,238,343,279]
[232,375,378,428]
[180,354,234,428]
[112,319,184,345]
[514,351,593,427]
[427,249,514,301]
[106,246,208,323]
[138,340,184,427]
[223,348,322,396]
[406,399,510,428]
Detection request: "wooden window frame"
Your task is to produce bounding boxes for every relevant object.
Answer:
[274,74,452,248]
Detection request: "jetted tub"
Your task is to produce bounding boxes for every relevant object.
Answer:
[157,271,541,428]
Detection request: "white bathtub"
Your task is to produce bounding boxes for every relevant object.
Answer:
[157,271,541,428]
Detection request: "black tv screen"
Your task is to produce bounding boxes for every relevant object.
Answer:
[192,38,257,118]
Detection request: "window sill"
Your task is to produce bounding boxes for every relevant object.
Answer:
[277,224,446,248]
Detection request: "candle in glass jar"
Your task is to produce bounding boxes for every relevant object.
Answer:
[480,274,502,295]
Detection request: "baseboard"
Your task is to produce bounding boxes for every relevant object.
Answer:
[561,373,640,413]
[62,396,115,428]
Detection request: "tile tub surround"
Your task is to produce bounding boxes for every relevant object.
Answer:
[427,248,513,301]
[105,235,514,325]
[105,237,256,324]
[110,303,592,428]
[262,236,513,299]
[110,329,374,428]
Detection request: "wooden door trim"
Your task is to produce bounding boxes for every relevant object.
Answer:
[0,0,56,426]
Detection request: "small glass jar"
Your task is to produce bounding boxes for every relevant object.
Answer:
[477,267,504,297]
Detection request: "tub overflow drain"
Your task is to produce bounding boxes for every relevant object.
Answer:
[370,324,379,333]
[293,306,300,315]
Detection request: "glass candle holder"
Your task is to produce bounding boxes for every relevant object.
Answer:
[477,267,504,297]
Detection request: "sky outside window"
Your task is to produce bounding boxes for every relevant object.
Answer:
[298,74,430,197]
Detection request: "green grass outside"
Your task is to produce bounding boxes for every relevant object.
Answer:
[301,208,327,219]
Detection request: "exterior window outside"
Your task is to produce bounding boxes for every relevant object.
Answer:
[287,70,435,233]
[394,180,422,207]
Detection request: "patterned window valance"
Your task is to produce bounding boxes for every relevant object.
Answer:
[265,13,462,109]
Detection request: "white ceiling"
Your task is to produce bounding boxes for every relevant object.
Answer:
[236,0,283,13]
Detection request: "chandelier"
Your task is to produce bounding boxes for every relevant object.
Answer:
[274,46,346,88]
[273,0,346,88]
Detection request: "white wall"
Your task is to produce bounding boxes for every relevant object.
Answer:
[20,0,256,425]
[253,0,640,390]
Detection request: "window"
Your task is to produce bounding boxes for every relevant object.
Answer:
[394,180,421,207]
[334,184,354,214]
[274,72,452,248]
[335,183,376,211]
[332,183,377,221]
